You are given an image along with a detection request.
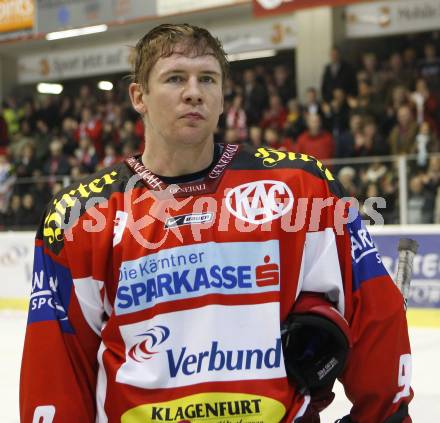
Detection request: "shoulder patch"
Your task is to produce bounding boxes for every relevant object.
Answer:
[232,147,345,198]
[41,163,125,254]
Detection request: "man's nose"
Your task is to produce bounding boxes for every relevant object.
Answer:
[183,78,203,105]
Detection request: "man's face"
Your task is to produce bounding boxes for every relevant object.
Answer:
[330,48,340,63]
[398,107,412,127]
[306,89,317,104]
[307,113,321,135]
[131,48,224,148]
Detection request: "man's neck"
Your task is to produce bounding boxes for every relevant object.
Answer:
[141,136,215,178]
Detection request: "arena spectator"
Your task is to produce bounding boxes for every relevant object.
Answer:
[21,100,37,131]
[382,52,414,99]
[60,117,79,157]
[2,194,22,228]
[362,161,387,185]
[349,78,383,120]
[260,94,287,130]
[69,165,88,182]
[321,88,350,137]
[121,141,138,158]
[34,119,52,162]
[422,155,440,196]
[359,182,381,225]
[246,126,264,150]
[225,94,247,141]
[338,166,358,197]
[418,42,440,92]
[223,77,238,104]
[76,107,103,156]
[242,68,268,125]
[36,95,58,130]
[273,64,295,104]
[2,97,22,136]
[304,87,322,116]
[283,98,306,141]
[263,127,293,151]
[377,171,399,224]
[407,175,435,224]
[58,96,74,124]
[9,120,34,160]
[295,112,335,160]
[18,193,40,227]
[335,112,363,158]
[224,128,241,145]
[119,120,140,150]
[13,142,38,194]
[359,52,382,94]
[321,46,357,102]
[403,47,418,75]
[423,156,440,223]
[29,169,51,215]
[98,144,121,170]
[42,138,71,180]
[356,116,388,157]
[0,106,9,149]
[0,154,14,215]
[411,77,439,134]
[74,136,99,173]
[388,104,418,155]
[415,121,439,168]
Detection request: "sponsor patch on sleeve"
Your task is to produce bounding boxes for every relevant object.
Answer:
[348,212,390,291]
[28,246,74,333]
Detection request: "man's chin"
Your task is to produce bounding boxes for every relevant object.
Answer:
[175,128,213,146]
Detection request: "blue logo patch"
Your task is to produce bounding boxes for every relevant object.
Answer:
[349,212,390,291]
[28,246,74,333]
[115,241,280,315]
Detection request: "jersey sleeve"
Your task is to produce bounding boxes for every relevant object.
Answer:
[20,221,105,422]
[337,212,413,423]
[297,166,413,423]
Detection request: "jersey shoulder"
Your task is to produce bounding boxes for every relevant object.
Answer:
[38,160,133,254]
[231,146,345,198]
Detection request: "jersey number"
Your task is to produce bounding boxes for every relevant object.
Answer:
[32,405,55,423]
[393,354,412,403]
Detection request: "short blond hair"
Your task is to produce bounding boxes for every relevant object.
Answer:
[130,23,229,91]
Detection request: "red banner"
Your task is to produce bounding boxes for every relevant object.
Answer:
[253,0,369,17]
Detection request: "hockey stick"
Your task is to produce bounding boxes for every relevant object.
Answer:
[395,238,419,310]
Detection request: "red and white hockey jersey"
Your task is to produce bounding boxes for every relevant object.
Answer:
[20,145,413,423]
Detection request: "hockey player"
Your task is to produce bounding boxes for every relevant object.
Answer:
[20,24,412,422]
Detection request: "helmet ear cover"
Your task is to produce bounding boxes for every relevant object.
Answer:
[282,293,352,391]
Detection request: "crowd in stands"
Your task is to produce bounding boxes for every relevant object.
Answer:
[1,39,440,229]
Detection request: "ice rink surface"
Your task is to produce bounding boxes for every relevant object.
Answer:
[2,311,439,423]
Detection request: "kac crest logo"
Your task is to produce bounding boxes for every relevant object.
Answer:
[225,180,294,224]
[128,326,170,362]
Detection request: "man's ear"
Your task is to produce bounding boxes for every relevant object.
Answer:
[129,83,147,115]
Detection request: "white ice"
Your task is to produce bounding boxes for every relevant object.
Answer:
[2,311,439,422]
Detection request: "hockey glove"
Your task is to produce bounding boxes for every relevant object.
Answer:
[282,292,352,392]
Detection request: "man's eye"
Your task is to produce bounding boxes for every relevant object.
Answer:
[200,76,215,83]
[166,75,184,83]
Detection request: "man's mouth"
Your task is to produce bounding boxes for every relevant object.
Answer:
[182,112,204,120]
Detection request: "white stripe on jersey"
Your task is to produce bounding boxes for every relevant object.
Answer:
[297,228,345,315]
